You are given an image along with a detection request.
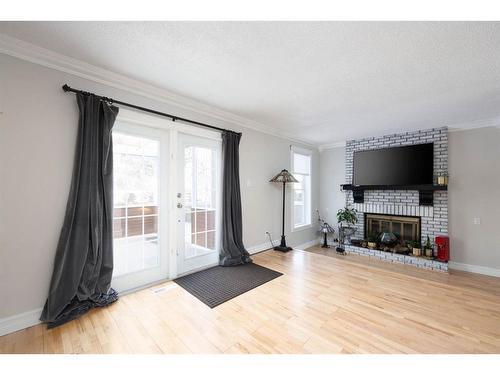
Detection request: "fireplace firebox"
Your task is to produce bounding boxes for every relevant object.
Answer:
[364,213,421,243]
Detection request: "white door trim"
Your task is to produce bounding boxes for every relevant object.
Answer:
[117,107,222,141]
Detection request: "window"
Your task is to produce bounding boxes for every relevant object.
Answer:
[291,147,312,231]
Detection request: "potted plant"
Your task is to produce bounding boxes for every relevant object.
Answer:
[367,234,378,249]
[336,206,358,254]
[337,206,358,228]
[406,240,413,251]
[410,240,422,256]
[424,236,433,258]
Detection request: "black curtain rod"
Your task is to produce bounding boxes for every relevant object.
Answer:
[62,84,241,135]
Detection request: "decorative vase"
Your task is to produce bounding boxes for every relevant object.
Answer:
[425,248,433,257]
[380,232,397,246]
[368,242,377,249]
[340,226,356,244]
[413,247,421,256]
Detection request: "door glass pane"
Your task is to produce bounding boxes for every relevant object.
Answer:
[184,145,217,258]
[113,132,160,277]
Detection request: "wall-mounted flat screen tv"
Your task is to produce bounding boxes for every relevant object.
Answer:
[353,143,434,186]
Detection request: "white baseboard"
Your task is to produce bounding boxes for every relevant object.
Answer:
[293,237,321,250]
[449,261,500,278]
[247,237,321,255]
[247,242,273,255]
[0,308,42,337]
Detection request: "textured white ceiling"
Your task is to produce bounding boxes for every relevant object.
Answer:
[1,21,500,145]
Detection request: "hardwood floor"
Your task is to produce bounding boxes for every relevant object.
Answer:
[1,246,500,354]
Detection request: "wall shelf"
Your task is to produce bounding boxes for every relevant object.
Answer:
[340,184,448,206]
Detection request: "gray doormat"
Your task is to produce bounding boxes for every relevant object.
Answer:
[174,263,283,308]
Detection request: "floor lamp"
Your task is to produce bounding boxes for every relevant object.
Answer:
[270,169,298,252]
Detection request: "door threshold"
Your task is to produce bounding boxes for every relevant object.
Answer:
[177,262,218,278]
[117,277,175,297]
[116,262,219,297]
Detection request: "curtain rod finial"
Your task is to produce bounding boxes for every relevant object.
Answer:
[62,84,70,92]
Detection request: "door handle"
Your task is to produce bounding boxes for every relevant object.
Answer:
[177,203,183,208]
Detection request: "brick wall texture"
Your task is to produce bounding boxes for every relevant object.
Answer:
[345,127,448,245]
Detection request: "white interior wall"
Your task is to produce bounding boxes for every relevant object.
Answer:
[448,127,500,272]
[0,53,319,321]
[319,146,345,232]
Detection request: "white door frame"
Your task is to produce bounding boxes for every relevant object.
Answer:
[111,108,222,290]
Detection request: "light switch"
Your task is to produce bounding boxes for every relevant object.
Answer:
[473,217,481,225]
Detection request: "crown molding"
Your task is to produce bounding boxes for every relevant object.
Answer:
[318,141,346,152]
[0,33,316,148]
[318,117,500,151]
[447,117,500,132]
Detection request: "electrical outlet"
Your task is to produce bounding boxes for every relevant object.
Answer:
[473,217,481,225]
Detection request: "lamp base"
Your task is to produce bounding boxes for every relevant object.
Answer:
[274,245,293,252]
[321,232,330,248]
[274,235,292,252]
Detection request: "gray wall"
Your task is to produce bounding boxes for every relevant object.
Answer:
[319,126,500,271]
[448,127,500,269]
[319,147,345,231]
[0,54,319,319]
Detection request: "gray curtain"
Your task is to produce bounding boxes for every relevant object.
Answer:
[40,93,119,328]
[219,131,252,266]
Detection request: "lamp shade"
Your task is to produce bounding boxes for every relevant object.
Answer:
[269,169,299,183]
[320,222,335,233]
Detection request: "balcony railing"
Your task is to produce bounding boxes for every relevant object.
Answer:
[113,204,216,249]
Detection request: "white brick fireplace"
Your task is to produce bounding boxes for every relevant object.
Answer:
[342,127,449,271]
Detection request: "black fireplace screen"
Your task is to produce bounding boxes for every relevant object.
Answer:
[364,213,420,242]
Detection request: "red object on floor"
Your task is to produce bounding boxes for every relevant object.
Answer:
[435,235,450,262]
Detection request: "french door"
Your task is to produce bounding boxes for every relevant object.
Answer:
[111,123,170,292]
[110,112,221,292]
[176,134,221,275]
